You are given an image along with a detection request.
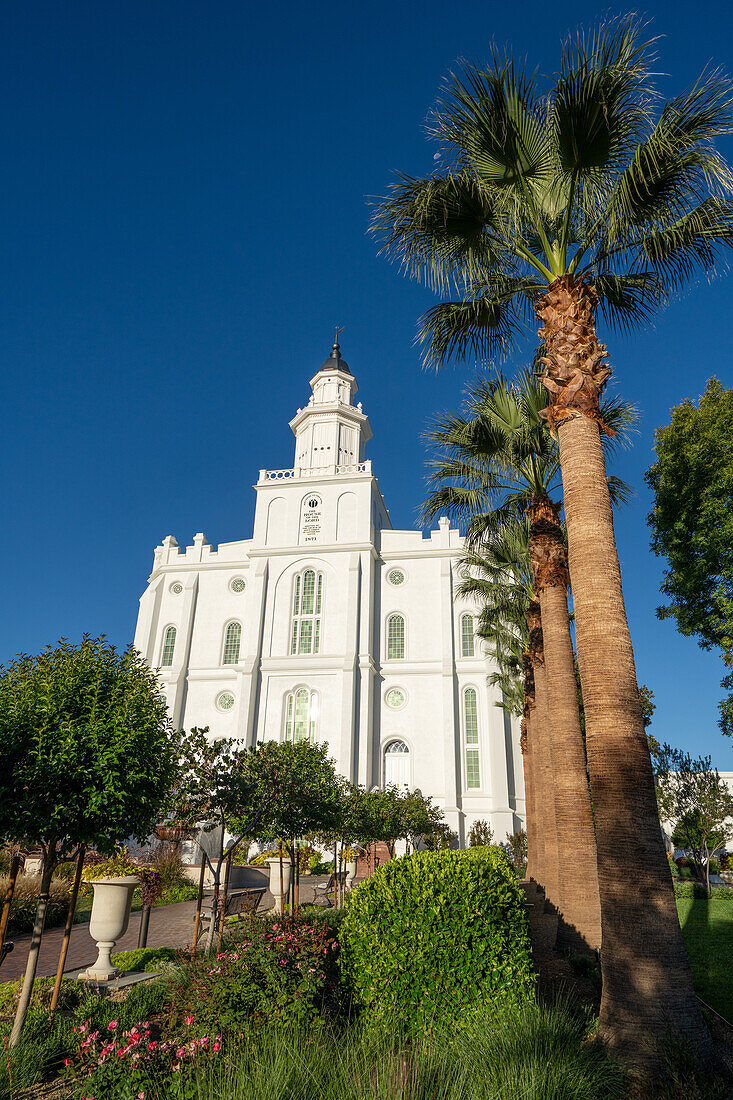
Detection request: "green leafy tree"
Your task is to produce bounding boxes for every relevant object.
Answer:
[168,728,281,952]
[399,788,445,851]
[0,636,177,1044]
[646,378,733,732]
[372,18,732,1063]
[655,745,733,895]
[468,820,494,847]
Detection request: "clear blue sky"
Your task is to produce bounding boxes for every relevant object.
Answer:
[2,1,732,765]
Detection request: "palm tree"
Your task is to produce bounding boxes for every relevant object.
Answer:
[374,18,732,1063]
[425,370,633,951]
[455,522,551,889]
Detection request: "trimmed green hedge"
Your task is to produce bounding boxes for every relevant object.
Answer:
[110,947,180,972]
[339,846,535,1032]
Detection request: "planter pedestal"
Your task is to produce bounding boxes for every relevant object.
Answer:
[80,876,140,980]
[266,859,291,913]
[345,860,358,889]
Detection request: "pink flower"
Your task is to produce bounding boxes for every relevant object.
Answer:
[176,1047,186,1058]
[185,1015,194,1025]
[107,1021,118,1031]
[138,1093,146,1099]
[212,1042,221,1053]
[63,1058,71,1066]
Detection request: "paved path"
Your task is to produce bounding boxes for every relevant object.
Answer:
[0,874,342,984]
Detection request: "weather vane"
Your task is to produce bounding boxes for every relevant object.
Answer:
[334,324,344,345]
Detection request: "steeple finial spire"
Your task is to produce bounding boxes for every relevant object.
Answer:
[330,325,344,359]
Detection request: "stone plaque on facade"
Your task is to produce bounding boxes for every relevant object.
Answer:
[300,494,322,543]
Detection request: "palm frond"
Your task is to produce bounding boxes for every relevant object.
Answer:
[417,295,525,368]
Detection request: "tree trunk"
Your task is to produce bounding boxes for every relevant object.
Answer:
[523,656,545,884]
[10,837,57,1046]
[533,661,559,905]
[530,495,601,953]
[50,846,85,1014]
[520,713,537,881]
[537,274,711,1067]
[540,582,602,952]
[559,412,711,1063]
[0,855,21,958]
[191,859,206,958]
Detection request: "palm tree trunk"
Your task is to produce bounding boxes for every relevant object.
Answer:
[530,496,601,953]
[537,274,711,1064]
[540,582,601,952]
[522,654,543,883]
[533,661,559,905]
[558,414,710,1060]
[521,713,537,881]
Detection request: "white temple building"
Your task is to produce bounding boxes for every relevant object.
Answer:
[133,341,525,844]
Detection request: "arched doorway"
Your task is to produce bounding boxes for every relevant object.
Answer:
[383,739,410,788]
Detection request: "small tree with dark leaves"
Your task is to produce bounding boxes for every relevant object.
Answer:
[0,636,177,1043]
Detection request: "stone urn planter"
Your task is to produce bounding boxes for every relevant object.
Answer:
[266,858,291,913]
[345,860,358,889]
[81,876,140,980]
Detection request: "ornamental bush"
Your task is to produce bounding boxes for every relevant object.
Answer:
[339,846,534,1032]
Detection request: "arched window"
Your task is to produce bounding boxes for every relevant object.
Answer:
[222,621,242,665]
[290,569,323,655]
[386,614,405,660]
[461,613,475,657]
[161,626,176,667]
[384,739,410,788]
[284,687,319,742]
[463,687,481,789]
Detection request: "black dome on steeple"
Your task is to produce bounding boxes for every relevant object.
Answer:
[320,339,350,374]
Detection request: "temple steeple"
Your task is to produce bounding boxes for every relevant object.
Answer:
[289,339,372,471]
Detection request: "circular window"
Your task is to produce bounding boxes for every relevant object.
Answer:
[217,692,235,711]
[386,688,406,709]
[170,582,183,595]
[387,569,405,586]
[230,577,246,593]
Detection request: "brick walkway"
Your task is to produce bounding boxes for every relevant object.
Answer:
[0,874,342,984]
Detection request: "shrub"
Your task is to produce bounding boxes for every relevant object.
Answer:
[0,975,84,1015]
[506,829,528,877]
[468,820,494,847]
[110,947,180,972]
[148,843,191,893]
[1,874,70,934]
[159,881,199,904]
[674,880,733,899]
[173,914,344,1033]
[340,847,535,1032]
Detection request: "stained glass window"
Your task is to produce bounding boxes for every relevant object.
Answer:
[161,626,176,667]
[222,622,242,664]
[386,688,405,708]
[217,692,235,711]
[464,687,480,789]
[284,688,319,743]
[230,577,246,593]
[387,614,405,660]
[461,613,475,657]
[388,569,405,586]
[290,570,323,654]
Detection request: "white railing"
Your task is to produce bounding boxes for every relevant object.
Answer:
[259,461,371,481]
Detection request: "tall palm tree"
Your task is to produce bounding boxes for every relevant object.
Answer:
[426,371,633,951]
[374,18,733,1063]
[455,522,550,887]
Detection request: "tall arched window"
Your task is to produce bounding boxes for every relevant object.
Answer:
[290,569,323,654]
[461,613,475,657]
[284,687,319,742]
[222,621,242,665]
[384,739,410,788]
[463,687,481,789]
[387,614,405,660]
[161,626,176,667]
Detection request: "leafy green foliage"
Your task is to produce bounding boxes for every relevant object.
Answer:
[372,19,733,365]
[0,636,177,857]
[110,947,180,972]
[506,829,528,877]
[646,379,733,731]
[1,875,70,935]
[468,820,494,847]
[340,847,535,1032]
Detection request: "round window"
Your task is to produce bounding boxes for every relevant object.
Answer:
[386,688,406,709]
[388,569,405,586]
[217,692,235,711]
[230,577,246,593]
[170,582,183,595]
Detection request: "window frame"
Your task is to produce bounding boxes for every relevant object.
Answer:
[385,612,406,660]
[283,686,320,743]
[462,685,482,790]
[160,625,177,667]
[222,620,242,665]
[290,568,324,655]
[460,612,476,658]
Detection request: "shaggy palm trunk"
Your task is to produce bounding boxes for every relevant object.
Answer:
[530,497,601,954]
[527,600,559,903]
[538,275,711,1066]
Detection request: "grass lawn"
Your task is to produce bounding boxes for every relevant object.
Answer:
[677,898,733,1020]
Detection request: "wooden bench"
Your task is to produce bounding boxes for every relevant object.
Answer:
[195,887,267,943]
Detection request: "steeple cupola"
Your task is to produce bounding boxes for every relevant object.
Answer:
[289,339,372,471]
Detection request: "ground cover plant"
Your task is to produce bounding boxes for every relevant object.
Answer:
[340,846,534,1032]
